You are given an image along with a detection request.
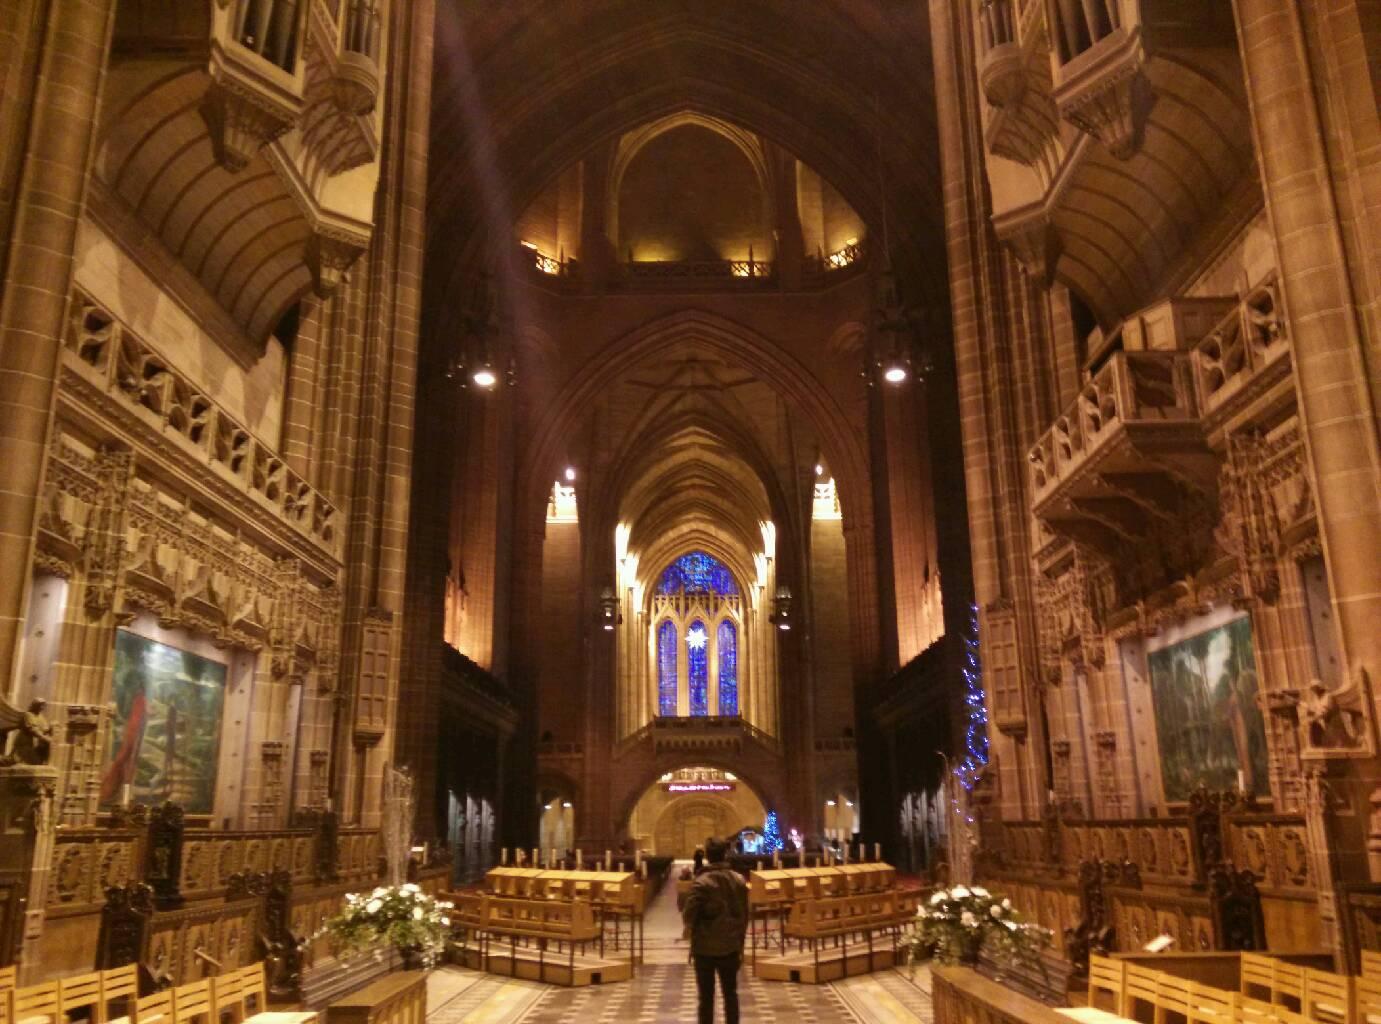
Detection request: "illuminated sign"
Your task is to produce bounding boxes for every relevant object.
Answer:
[664,782,735,794]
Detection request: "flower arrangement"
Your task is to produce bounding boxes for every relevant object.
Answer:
[911,885,1051,967]
[320,883,454,969]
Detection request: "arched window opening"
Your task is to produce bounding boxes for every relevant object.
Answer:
[717,619,738,716]
[687,620,709,716]
[658,551,739,595]
[657,619,678,716]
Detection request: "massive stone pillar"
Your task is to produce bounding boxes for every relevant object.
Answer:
[929,0,1047,821]
[0,0,116,692]
[1231,0,1381,713]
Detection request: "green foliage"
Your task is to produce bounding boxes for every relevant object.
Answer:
[320,884,454,968]
[911,885,1051,967]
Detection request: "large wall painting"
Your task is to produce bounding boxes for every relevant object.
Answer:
[100,630,227,813]
[1147,615,1269,802]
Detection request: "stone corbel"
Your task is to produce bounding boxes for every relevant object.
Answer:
[306,227,369,298]
[1053,31,1155,160]
[994,205,1062,287]
[202,59,300,172]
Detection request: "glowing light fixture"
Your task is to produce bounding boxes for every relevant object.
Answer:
[565,466,576,482]
[814,463,824,476]
[471,361,497,389]
[882,356,909,384]
[686,625,708,650]
[770,585,793,631]
[597,585,621,631]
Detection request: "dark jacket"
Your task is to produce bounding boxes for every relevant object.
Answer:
[681,862,748,957]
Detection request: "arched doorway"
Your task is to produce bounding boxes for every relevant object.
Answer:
[625,766,768,856]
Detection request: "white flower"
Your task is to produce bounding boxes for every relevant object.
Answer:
[971,887,989,898]
[990,904,1004,919]
[1002,898,1011,910]
[961,911,978,929]
[412,907,423,920]
[952,885,971,899]
[366,899,382,914]
[402,883,420,894]
[441,917,450,926]
[1004,920,1017,931]
[930,891,946,905]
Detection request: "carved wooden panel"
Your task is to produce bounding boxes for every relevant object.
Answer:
[354,614,392,740]
[47,834,139,913]
[983,603,1027,737]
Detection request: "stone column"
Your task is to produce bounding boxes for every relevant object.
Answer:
[0,0,117,691]
[930,0,1046,819]
[1232,0,1381,705]
[0,764,59,982]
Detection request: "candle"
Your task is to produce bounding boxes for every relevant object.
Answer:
[605,849,611,870]
[576,849,583,869]
[640,859,648,879]
[1237,769,1247,793]
[874,843,881,862]
[120,783,132,808]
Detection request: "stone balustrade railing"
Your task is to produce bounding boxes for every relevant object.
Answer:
[1191,276,1291,422]
[1028,348,1197,504]
[65,291,340,558]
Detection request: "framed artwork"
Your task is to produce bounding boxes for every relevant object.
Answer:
[1147,615,1269,802]
[100,629,227,813]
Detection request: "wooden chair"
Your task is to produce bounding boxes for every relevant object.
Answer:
[100,966,139,1024]
[210,973,241,1024]
[132,990,171,1024]
[1126,964,1162,1024]
[1234,1000,1306,1024]
[1356,973,1381,1024]
[58,973,102,1024]
[1363,952,1381,982]
[233,964,313,1024]
[1156,973,1192,1024]
[0,966,18,1024]
[1089,954,1127,1016]
[1301,968,1353,1024]
[1241,955,1277,1005]
[1274,960,1307,1014]
[14,983,59,1024]
[1188,982,1237,1024]
[171,981,211,1024]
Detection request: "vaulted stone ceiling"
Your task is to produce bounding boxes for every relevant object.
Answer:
[427,0,948,308]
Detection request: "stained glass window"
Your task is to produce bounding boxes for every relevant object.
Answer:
[657,619,678,716]
[687,619,709,716]
[717,619,738,716]
[656,551,738,595]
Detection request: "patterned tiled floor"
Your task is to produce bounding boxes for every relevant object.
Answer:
[425,867,936,1023]
[427,964,934,1024]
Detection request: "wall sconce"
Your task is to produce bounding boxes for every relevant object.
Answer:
[598,586,622,631]
[769,585,793,631]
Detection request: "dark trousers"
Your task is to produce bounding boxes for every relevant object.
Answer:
[693,953,740,1024]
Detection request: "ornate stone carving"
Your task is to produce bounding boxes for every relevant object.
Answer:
[306,228,369,299]
[202,55,299,171]
[1300,666,1375,760]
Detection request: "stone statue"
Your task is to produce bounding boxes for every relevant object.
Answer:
[0,697,53,766]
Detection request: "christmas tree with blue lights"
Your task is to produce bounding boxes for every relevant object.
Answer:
[762,810,784,852]
[954,602,989,794]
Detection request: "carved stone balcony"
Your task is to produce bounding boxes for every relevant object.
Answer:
[1191,276,1293,431]
[647,715,780,756]
[63,292,340,561]
[99,0,382,342]
[1027,348,1212,556]
[980,0,1250,326]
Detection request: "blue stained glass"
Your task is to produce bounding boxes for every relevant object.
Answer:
[717,619,738,716]
[656,551,738,596]
[657,620,678,716]
[687,619,709,716]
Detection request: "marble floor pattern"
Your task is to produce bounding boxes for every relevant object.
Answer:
[424,865,935,1023]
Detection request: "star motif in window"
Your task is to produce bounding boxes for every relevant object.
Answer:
[686,626,707,651]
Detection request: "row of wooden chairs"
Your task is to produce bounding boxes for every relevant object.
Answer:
[1,962,307,1024]
[1089,954,1381,1024]
[783,891,921,941]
